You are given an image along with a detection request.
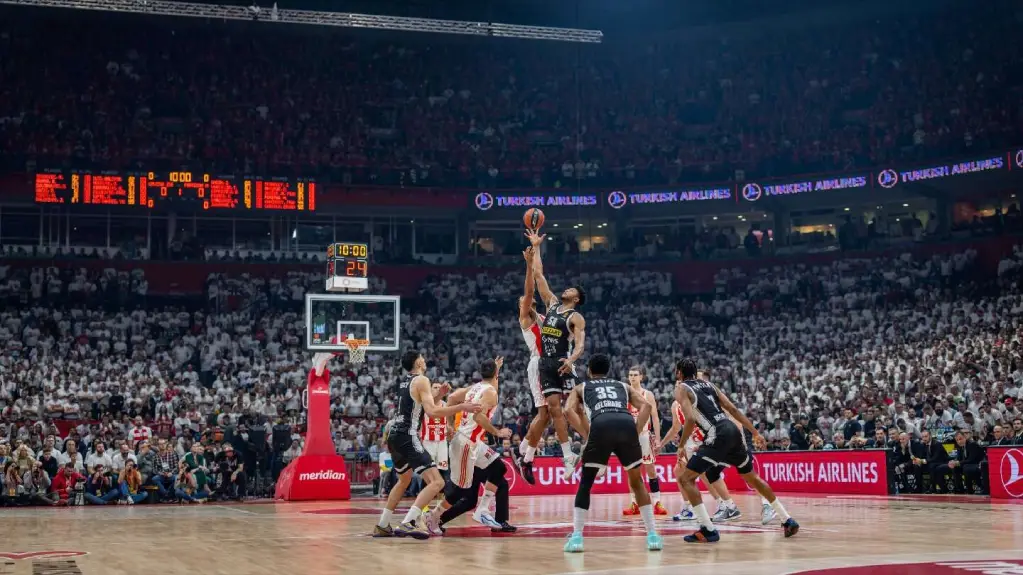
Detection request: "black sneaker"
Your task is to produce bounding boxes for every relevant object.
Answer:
[782,518,800,538]
[683,526,720,543]
[491,521,517,533]
[520,459,536,485]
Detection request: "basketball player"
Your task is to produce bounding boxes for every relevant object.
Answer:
[562,354,663,553]
[421,383,450,477]
[374,351,482,539]
[622,365,668,516]
[661,394,735,522]
[674,359,799,543]
[663,376,778,525]
[524,229,583,476]
[425,357,516,534]
[511,246,545,484]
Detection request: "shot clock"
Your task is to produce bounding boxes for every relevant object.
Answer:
[326,242,369,291]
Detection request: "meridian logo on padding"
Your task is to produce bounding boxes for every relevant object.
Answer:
[299,470,346,481]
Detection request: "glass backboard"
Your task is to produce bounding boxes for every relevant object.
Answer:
[305,294,401,352]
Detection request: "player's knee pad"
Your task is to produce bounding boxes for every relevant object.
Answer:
[648,476,660,493]
[574,466,600,510]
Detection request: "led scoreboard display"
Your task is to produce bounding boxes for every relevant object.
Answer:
[34,170,316,212]
[326,242,369,291]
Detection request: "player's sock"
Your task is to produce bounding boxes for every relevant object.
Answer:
[693,503,716,531]
[572,507,587,534]
[714,498,724,510]
[560,442,574,457]
[761,496,770,505]
[769,498,792,522]
[638,504,657,533]
[524,445,537,463]
[723,498,736,510]
[377,509,393,528]
[478,491,495,514]
[629,493,636,505]
[651,491,661,504]
[519,441,528,456]
[402,506,423,525]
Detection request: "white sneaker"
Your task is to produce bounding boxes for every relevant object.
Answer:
[761,503,777,525]
[424,512,444,536]
[562,453,579,477]
[710,506,728,523]
[477,513,502,529]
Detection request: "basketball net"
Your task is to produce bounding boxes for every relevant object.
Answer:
[344,336,368,365]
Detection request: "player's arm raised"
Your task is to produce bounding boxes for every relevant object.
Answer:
[473,387,511,439]
[713,384,759,438]
[563,385,589,440]
[626,384,652,436]
[414,376,481,418]
[560,313,586,375]
[675,384,698,449]
[519,248,536,328]
[525,229,558,308]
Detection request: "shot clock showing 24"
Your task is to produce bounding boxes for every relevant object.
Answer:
[326,242,369,291]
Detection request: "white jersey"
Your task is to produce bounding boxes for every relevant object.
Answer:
[457,381,497,443]
[521,318,543,358]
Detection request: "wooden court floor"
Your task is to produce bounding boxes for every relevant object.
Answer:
[2,493,1023,575]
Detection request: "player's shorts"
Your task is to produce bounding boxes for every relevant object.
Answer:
[538,356,576,398]
[527,356,544,409]
[422,439,449,471]
[638,432,655,465]
[581,413,643,471]
[387,432,436,475]
[450,434,504,489]
[686,422,754,484]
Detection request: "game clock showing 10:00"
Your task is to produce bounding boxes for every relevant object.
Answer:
[328,242,369,279]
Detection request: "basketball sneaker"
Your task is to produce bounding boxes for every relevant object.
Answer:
[711,505,741,522]
[510,453,536,485]
[653,502,668,516]
[684,526,720,543]
[371,525,394,538]
[424,511,444,536]
[761,503,777,525]
[563,532,584,553]
[477,513,503,529]
[562,452,579,477]
[672,508,696,522]
[782,518,800,538]
[394,521,430,540]
[646,532,664,551]
[623,502,640,516]
[491,521,517,533]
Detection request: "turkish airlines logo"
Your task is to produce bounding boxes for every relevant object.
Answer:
[0,551,88,561]
[999,449,1023,497]
[311,389,329,395]
[298,470,347,481]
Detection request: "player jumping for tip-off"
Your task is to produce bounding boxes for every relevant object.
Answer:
[519,229,585,477]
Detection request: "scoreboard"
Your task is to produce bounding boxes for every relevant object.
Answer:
[34,170,316,212]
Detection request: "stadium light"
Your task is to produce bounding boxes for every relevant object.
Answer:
[0,0,604,43]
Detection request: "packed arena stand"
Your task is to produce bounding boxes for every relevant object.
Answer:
[1,2,1021,188]
[3,230,1023,504]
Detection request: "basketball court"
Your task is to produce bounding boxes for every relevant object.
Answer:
[3,493,1023,575]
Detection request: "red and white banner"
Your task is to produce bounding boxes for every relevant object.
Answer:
[509,450,888,497]
[751,449,888,496]
[988,446,1023,499]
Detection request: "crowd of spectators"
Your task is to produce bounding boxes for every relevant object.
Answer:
[4,233,1023,504]
[2,3,1021,187]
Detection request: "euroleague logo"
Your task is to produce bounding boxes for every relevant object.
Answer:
[999,448,1023,497]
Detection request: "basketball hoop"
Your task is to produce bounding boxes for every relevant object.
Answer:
[344,338,369,365]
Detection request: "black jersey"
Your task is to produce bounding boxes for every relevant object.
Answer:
[540,303,576,359]
[580,378,631,422]
[389,373,422,436]
[680,378,729,438]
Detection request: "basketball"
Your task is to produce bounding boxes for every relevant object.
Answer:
[523,208,545,230]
